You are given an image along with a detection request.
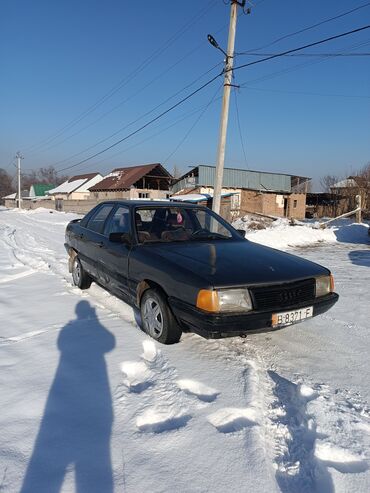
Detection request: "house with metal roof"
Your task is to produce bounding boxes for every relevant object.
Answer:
[172,165,310,220]
[29,183,55,198]
[89,163,172,200]
[47,173,103,200]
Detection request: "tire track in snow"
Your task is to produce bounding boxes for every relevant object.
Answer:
[267,371,333,493]
[209,336,370,492]
[267,372,369,493]
[0,219,140,331]
[0,317,123,346]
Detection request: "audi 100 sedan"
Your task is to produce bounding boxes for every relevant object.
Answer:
[64,200,338,344]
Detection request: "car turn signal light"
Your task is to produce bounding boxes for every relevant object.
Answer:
[196,290,220,312]
[330,274,335,292]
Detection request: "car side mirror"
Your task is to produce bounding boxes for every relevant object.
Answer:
[236,229,246,238]
[109,232,132,245]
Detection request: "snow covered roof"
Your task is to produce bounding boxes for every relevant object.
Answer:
[47,173,103,195]
[3,191,30,199]
[47,179,86,195]
[331,178,358,189]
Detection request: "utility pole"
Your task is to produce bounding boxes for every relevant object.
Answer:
[212,0,245,215]
[16,151,23,209]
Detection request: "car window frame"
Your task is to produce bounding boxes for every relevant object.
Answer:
[85,203,116,236]
[80,205,100,229]
[103,204,131,237]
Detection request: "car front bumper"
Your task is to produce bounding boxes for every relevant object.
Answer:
[169,292,339,339]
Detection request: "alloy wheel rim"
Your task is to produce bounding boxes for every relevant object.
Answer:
[73,260,81,285]
[143,297,164,338]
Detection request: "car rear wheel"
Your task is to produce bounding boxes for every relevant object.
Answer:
[140,289,182,344]
[72,256,92,290]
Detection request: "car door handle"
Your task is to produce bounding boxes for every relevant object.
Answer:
[94,241,104,248]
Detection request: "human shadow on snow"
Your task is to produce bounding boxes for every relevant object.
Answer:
[20,300,116,493]
[348,249,370,268]
[333,223,369,245]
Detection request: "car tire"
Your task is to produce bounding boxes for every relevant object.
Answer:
[140,288,182,344]
[72,256,92,290]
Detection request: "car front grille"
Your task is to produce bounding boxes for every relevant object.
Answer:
[250,278,315,311]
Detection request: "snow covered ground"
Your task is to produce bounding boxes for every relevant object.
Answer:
[0,207,369,493]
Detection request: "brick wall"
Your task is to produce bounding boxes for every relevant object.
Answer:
[3,199,55,210]
[287,193,306,219]
[239,190,307,219]
[240,190,264,215]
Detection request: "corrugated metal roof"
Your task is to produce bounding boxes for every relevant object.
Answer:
[198,165,291,192]
[29,183,55,197]
[171,165,302,193]
[69,172,100,183]
[89,163,172,191]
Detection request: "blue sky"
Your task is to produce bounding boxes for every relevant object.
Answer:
[1,0,369,189]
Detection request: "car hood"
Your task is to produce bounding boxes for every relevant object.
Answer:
[151,239,329,287]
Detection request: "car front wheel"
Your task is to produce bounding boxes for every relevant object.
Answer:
[140,288,182,344]
[72,256,92,290]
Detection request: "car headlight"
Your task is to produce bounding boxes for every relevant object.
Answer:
[196,288,253,313]
[315,275,334,297]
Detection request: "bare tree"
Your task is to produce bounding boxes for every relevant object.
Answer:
[37,166,67,185]
[0,168,15,202]
[21,166,68,190]
[356,161,370,212]
[21,169,38,191]
[320,174,339,192]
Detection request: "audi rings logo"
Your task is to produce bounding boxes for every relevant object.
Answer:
[278,288,303,303]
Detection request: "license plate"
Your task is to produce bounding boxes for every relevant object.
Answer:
[272,306,313,327]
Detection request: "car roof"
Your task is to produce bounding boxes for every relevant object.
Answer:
[98,200,203,209]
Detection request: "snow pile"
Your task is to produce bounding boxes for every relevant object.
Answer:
[233,214,369,249]
[247,219,337,249]
[233,213,274,231]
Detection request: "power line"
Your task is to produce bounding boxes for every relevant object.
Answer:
[28,54,221,157]
[2,159,15,171]
[240,1,370,54]
[163,83,223,164]
[27,4,234,159]
[55,24,370,175]
[243,86,370,99]
[50,62,222,169]
[233,88,249,169]
[69,92,224,174]
[23,0,216,154]
[238,38,370,86]
[57,72,223,173]
[232,25,370,73]
[236,51,370,57]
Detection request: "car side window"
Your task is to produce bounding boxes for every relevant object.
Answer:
[104,206,130,236]
[86,204,114,234]
[80,207,98,228]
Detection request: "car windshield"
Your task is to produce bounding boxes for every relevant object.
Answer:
[135,207,235,243]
